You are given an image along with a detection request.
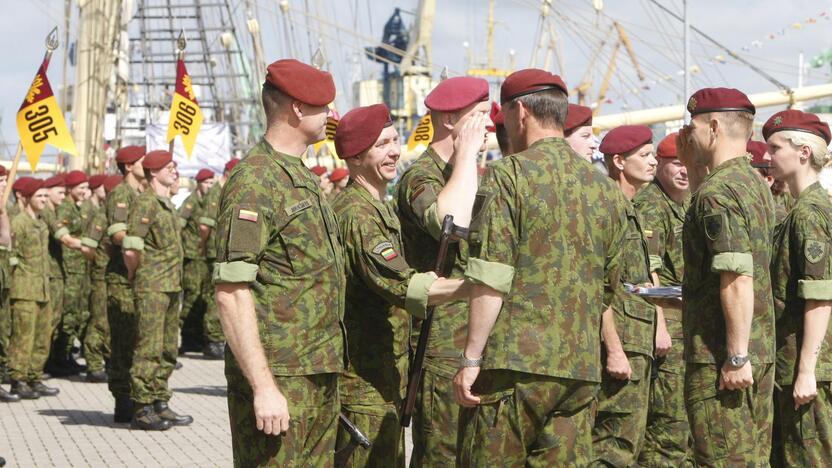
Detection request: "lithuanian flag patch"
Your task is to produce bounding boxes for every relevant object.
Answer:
[372,241,398,261]
[238,209,258,222]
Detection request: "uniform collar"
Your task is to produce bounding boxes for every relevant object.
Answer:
[349,182,399,231]
[705,153,750,182]
[797,180,824,203]
[425,146,454,181]
[259,137,305,167]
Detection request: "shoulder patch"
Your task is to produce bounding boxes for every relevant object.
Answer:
[372,241,394,255]
[643,229,653,238]
[805,239,826,264]
[703,213,724,241]
[140,217,150,224]
[285,199,313,216]
[238,209,259,222]
[411,184,438,216]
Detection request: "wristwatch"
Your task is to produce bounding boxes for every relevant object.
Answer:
[728,354,749,367]
[460,352,483,368]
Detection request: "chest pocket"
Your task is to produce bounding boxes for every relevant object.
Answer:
[279,194,335,276]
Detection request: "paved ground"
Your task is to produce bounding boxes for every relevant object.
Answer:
[0,354,413,467]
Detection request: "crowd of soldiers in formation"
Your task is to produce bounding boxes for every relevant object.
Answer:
[1,57,831,468]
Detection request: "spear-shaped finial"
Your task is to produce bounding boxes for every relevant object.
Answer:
[46,26,59,51]
[177,29,187,52]
[312,47,326,70]
[439,66,449,81]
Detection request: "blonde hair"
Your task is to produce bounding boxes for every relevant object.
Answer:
[778,130,832,170]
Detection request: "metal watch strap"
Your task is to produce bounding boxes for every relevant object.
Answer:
[460,352,483,368]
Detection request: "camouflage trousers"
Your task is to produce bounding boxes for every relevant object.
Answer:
[106,281,137,399]
[0,287,9,368]
[457,369,598,467]
[336,403,405,467]
[83,278,110,373]
[203,262,224,343]
[46,276,63,360]
[411,357,461,467]
[591,353,651,467]
[226,359,339,467]
[130,290,180,404]
[685,362,774,467]
[56,272,90,356]
[772,381,832,467]
[180,258,208,347]
[7,300,52,382]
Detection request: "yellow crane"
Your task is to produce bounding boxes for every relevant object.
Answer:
[467,0,513,78]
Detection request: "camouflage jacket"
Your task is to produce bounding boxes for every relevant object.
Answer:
[80,203,109,281]
[54,197,89,275]
[213,139,346,376]
[41,206,64,279]
[9,211,50,302]
[199,183,221,260]
[466,137,629,382]
[770,181,832,384]
[394,146,469,365]
[332,182,436,404]
[105,181,139,285]
[123,190,183,292]
[774,191,795,225]
[682,155,776,365]
[179,190,205,260]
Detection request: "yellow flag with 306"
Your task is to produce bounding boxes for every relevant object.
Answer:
[16,57,77,171]
[407,114,433,152]
[166,59,203,157]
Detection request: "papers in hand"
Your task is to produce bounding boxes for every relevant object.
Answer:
[623,283,682,298]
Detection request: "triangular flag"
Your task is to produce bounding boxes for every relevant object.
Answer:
[407,114,433,152]
[166,59,204,157]
[16,56,77,171]
[313,109,340,156]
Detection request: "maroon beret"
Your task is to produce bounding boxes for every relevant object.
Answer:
[687,87,755,116]
[762,109,831,145]
[746,140,769,168]
[88,174,106,190]
[425,77,489,112]
[657,133,678,159]
[564,104,593,135]
[142,150,173,171]
[335,104,393,159]
[490,101,504,126]
[43,174,64,188]
[0,165,6,177]
[115,145,146,164]
[19,178,44,197]
[224,158,240,173]
[265,59,335,106]
[501,68,568,104]
[12,177,34,193]
[195,168,215,182]
[103,175,123,193]
[64,170,88,187]
[599,125,653,156]
[309,165,327,176]
[330,167,349,182]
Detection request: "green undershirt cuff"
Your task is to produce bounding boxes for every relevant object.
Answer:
[53,226,70,240]
[464,257,515,295]
[198,217,216,228]
[405,272,437,319]
[213,261,259,284]
[648,254,663,273]
[80,237,99,249]
[423,202,442,240]
[107,222,127,236]
[711,252,754,277]
[798,279,832,301]
[122,236,145,251]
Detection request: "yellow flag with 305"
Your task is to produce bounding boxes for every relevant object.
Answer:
[16,57,77,171]
[407,114,433,152]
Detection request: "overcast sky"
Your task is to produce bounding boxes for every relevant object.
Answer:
[1,0,831,160]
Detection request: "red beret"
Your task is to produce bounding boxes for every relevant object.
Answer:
[12,177,34,193]
[224,158,240,173]
[88,174,106,189]
[309,165,328,176]
[330,167,349,182]
[657,133,678,159]
[564,104,593,135]
[19,178,44,197]
[142,150,173,171]
[425,77,489,112]
[334,104,393,159]
[746,140,769,168]
[487,102,504,133]
[762,109,831,145]
[115,145,146,164]
[64,170,88,187]
[599,125,653,156]
[42,174,64,188]
[0,165,6,177]
[195,168,216,182]
[265,59,335,106]
[501,68,568,104]
[103,175,123,193]
[687,87,755,116]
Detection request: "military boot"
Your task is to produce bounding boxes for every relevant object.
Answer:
[85,370,108,383]
[131,404,172,431]
[30,381,59,397]
[113,396,134,423]
[153,401,194,426]
[203,342,224,360]
[0,386,20,403]
[10,381,39,399]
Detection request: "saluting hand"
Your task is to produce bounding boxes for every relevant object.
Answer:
[452,113,489,164]
[793,371,818,409]
[253,385,291,437]
[719,361,754,391]
[453,366,482,408]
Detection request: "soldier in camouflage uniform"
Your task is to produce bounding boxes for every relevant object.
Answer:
[79,175,111,383]
[105,145,146,422]
[748,140,795,225]
[590,125,657,467]
[763,110,832,467]
[178,168,215,354]
[124,150,190,431]
[331,104,471,466]
[677,88,776,466]
[52,171,90,370]
[7,179,59,399]
[394,75,491,466]
[454,69,629,466]
[564,103,597,162]
[213,59,345,466]
[633,133,693,465]
[0,166,17,402]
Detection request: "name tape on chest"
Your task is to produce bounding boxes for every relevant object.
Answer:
[285,199,313,217]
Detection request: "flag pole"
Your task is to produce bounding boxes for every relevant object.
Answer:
[170,30,186,154]
[3,27,60,207]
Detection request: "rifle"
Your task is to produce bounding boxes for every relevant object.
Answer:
[334,413,372,467]
[400,215,465,427]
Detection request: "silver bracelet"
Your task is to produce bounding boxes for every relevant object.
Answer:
[459,351,483,368]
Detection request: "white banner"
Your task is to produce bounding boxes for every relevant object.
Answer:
[146,121,231,179]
